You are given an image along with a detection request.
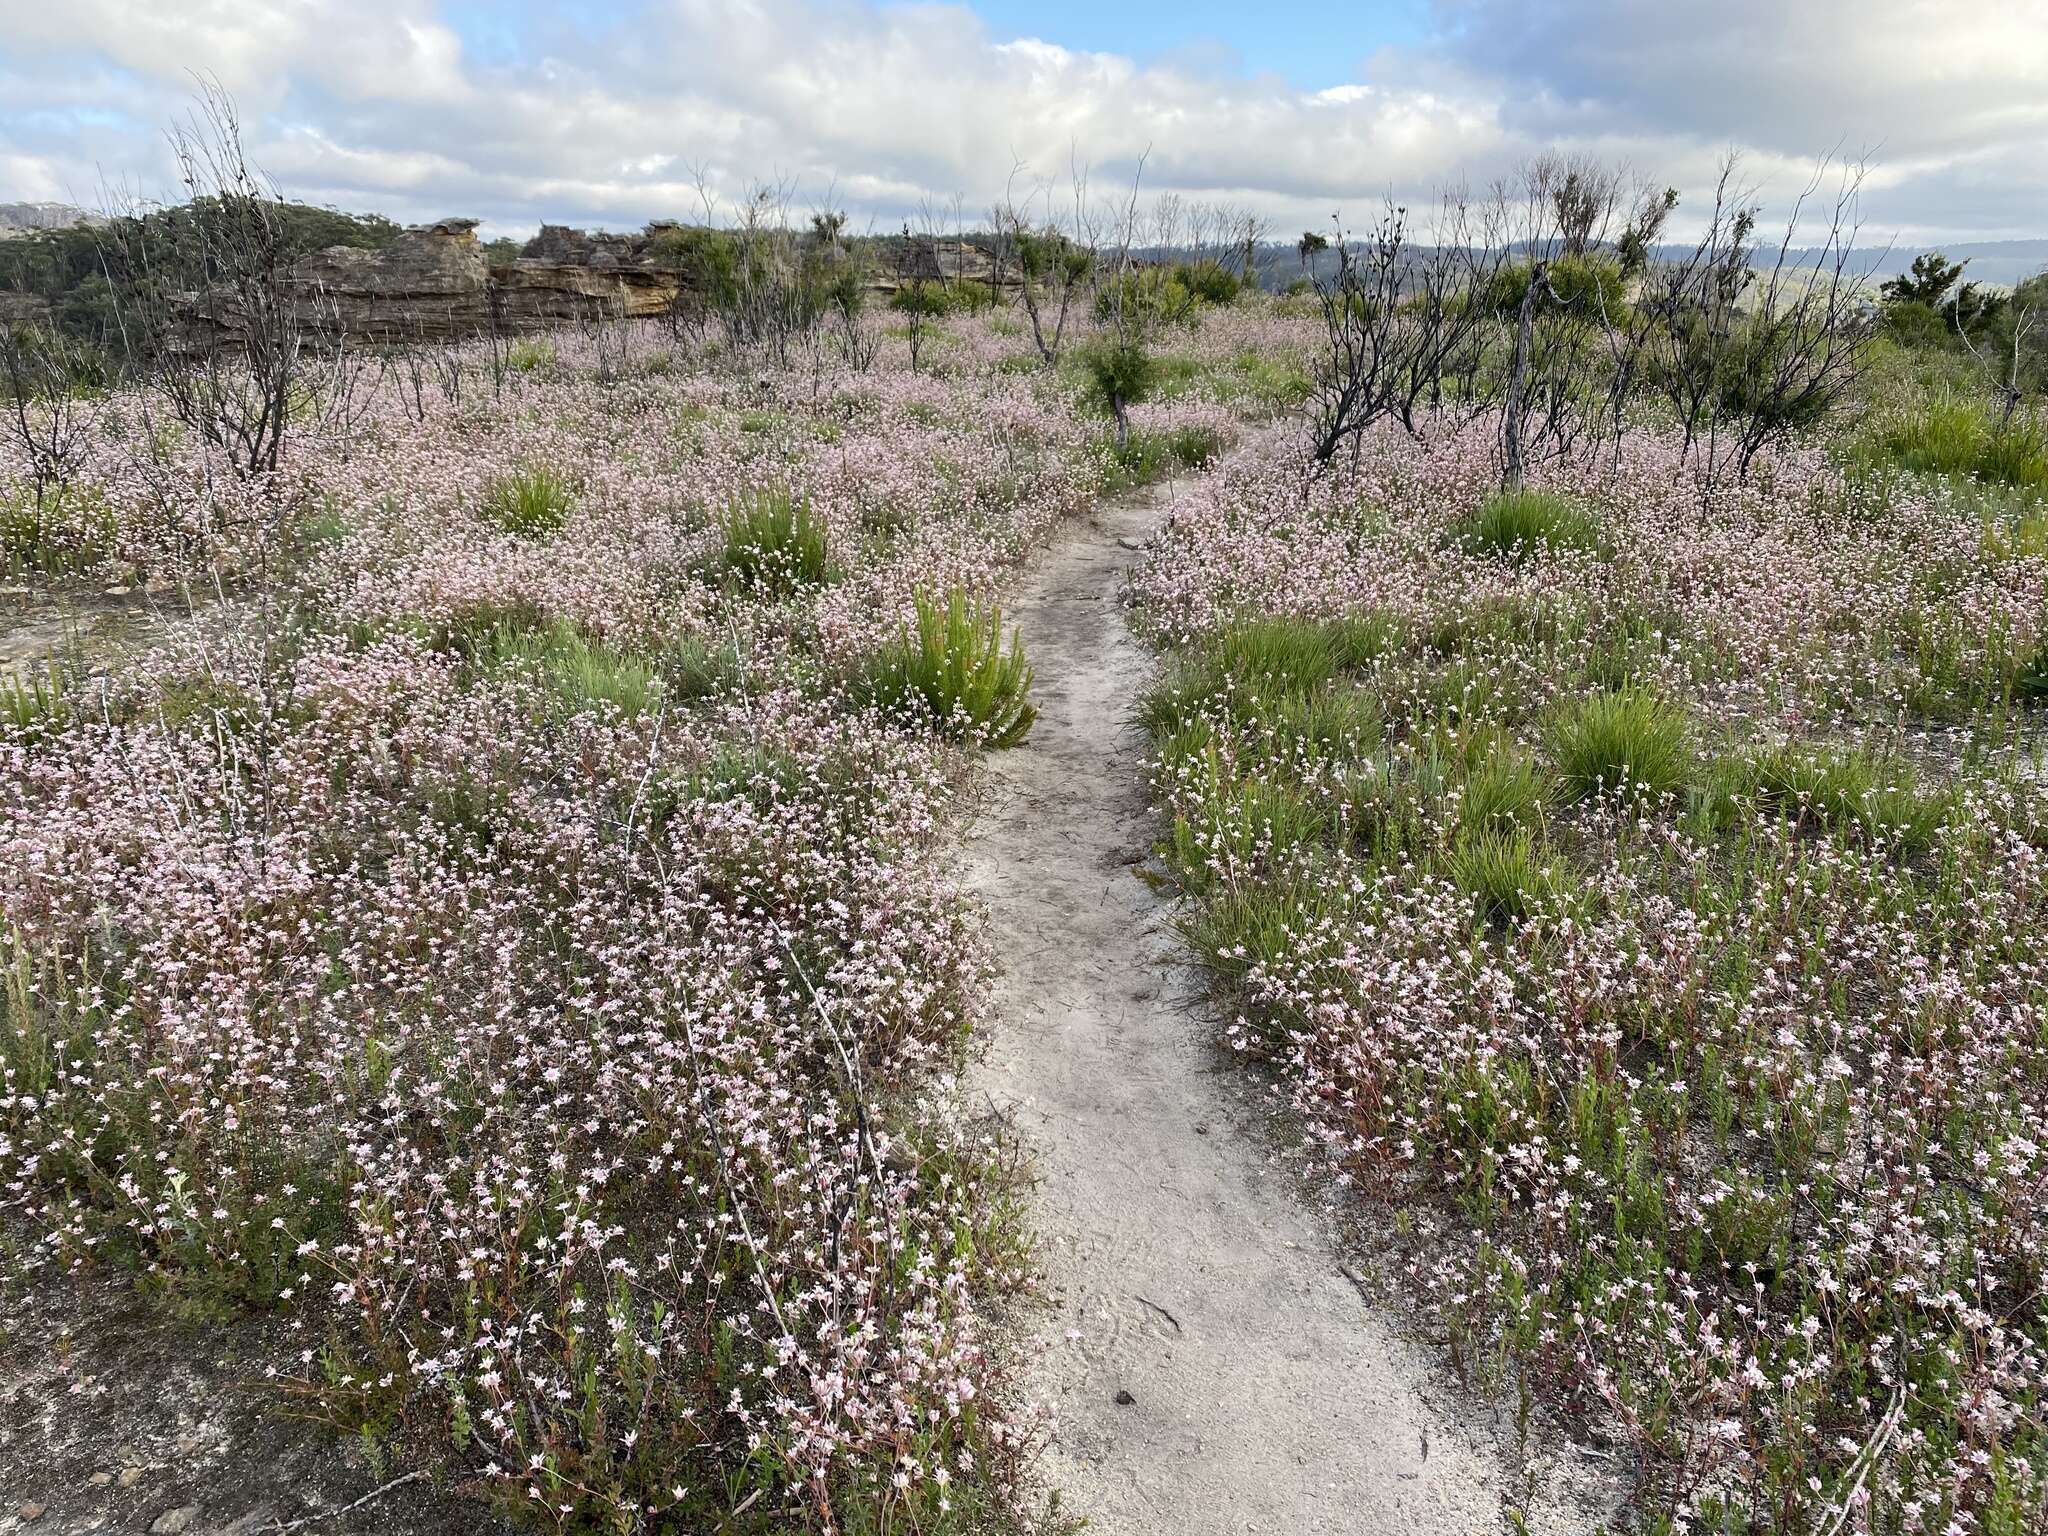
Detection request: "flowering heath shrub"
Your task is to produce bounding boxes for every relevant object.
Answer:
[1135,410,2048,1532]
[0,313,1227,1530]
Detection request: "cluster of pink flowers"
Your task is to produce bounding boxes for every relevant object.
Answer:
[1134,409,2048,1530]
[0,315,1242,1527]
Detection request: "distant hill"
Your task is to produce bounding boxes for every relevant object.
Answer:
[1237,236,2048,292]
[1653,239,2048,290]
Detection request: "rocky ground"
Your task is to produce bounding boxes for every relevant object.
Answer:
[0,1276,492,1535]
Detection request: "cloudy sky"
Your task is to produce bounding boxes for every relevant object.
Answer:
[2,0,2044,245]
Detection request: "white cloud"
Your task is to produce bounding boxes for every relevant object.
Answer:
[0,0,2042,242]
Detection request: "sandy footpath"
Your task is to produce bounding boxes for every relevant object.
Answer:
[964,480,1587,1536]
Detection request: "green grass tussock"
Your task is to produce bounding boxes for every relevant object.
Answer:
[1461,489,1601,560]
[861,588,1036,748]
[1547,688,1691,803]
[481,466,575,539]
[719,488,831,596]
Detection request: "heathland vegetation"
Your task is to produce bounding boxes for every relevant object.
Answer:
[3,91,2048,1535]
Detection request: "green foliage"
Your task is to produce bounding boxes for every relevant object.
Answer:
[1461,489,1600,560]
[1748,745,1950,850]
[1458,748,1553,832]
[888,282,954,319]
[1180,872,1332,992]
[1485,254,1626,317]
[0,672,66,734]
[0,485,119,577]
[1224,350,1314,413]
[1102,424,1225,489]
[479,236,523,267]
[1212,616,1346,695]
[860,589,1035,748]
[480,467,574,539]
[1015,230,1093,287]
[1078,339,1156,418]
[1882,252,1969,309]
[1448,827,1567,925]
[1173,260,1243,305]
[506,339,555,374]
[1547,689,1691,803]
[1869,394,2048,490]
[476,620,664,719]
[718,489,831,597]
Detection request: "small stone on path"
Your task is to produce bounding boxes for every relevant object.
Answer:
[1114,1389,1136,1406]
[150,1505,200,1534]
[18,1503,45,1522]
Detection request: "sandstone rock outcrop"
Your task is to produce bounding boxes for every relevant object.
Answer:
[276,218,687,342]
[186,219,1014,346]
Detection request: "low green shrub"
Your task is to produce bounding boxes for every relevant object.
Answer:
[1458,749,1552,832]
[0,672,66,733]
[1179,871,1332,994]
[473,618,663,718]
[1448,827,1566,925]
[861,589,1035,747]
[1102,425,1222,489]
[506,338,555,373]
[1212,617,1345,695]
[1078,340,1156,419]
[0,486,119,577]
[1750,745,1950,850]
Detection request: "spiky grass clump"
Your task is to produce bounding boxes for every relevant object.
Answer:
[1462,489,1600,561]
[862,589,1035,748]
[1212,616,1349,693]
[1447,827,1569,925]
[1548,688,1690,803]
[481,467,575,540]
[1,487,120,578]
[506,338,556,373]
[0,672,66,733]
[1458,748,1552,833]
[1102,424,1228,489]
[474,618,664,719]
[1749,745,1951,851]
[1873,394,2048,490]
[1142,615,1396,760]
[720,489,831,597]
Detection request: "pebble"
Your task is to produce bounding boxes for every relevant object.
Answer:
[150,1506,200,1535]
[88,1473,112,1487]
[118,1468,146,1489]
[1114,1388,1136,1405]
[18,1503,45,1523]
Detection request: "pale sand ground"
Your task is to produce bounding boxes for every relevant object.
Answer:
[965,480,1608,1536]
